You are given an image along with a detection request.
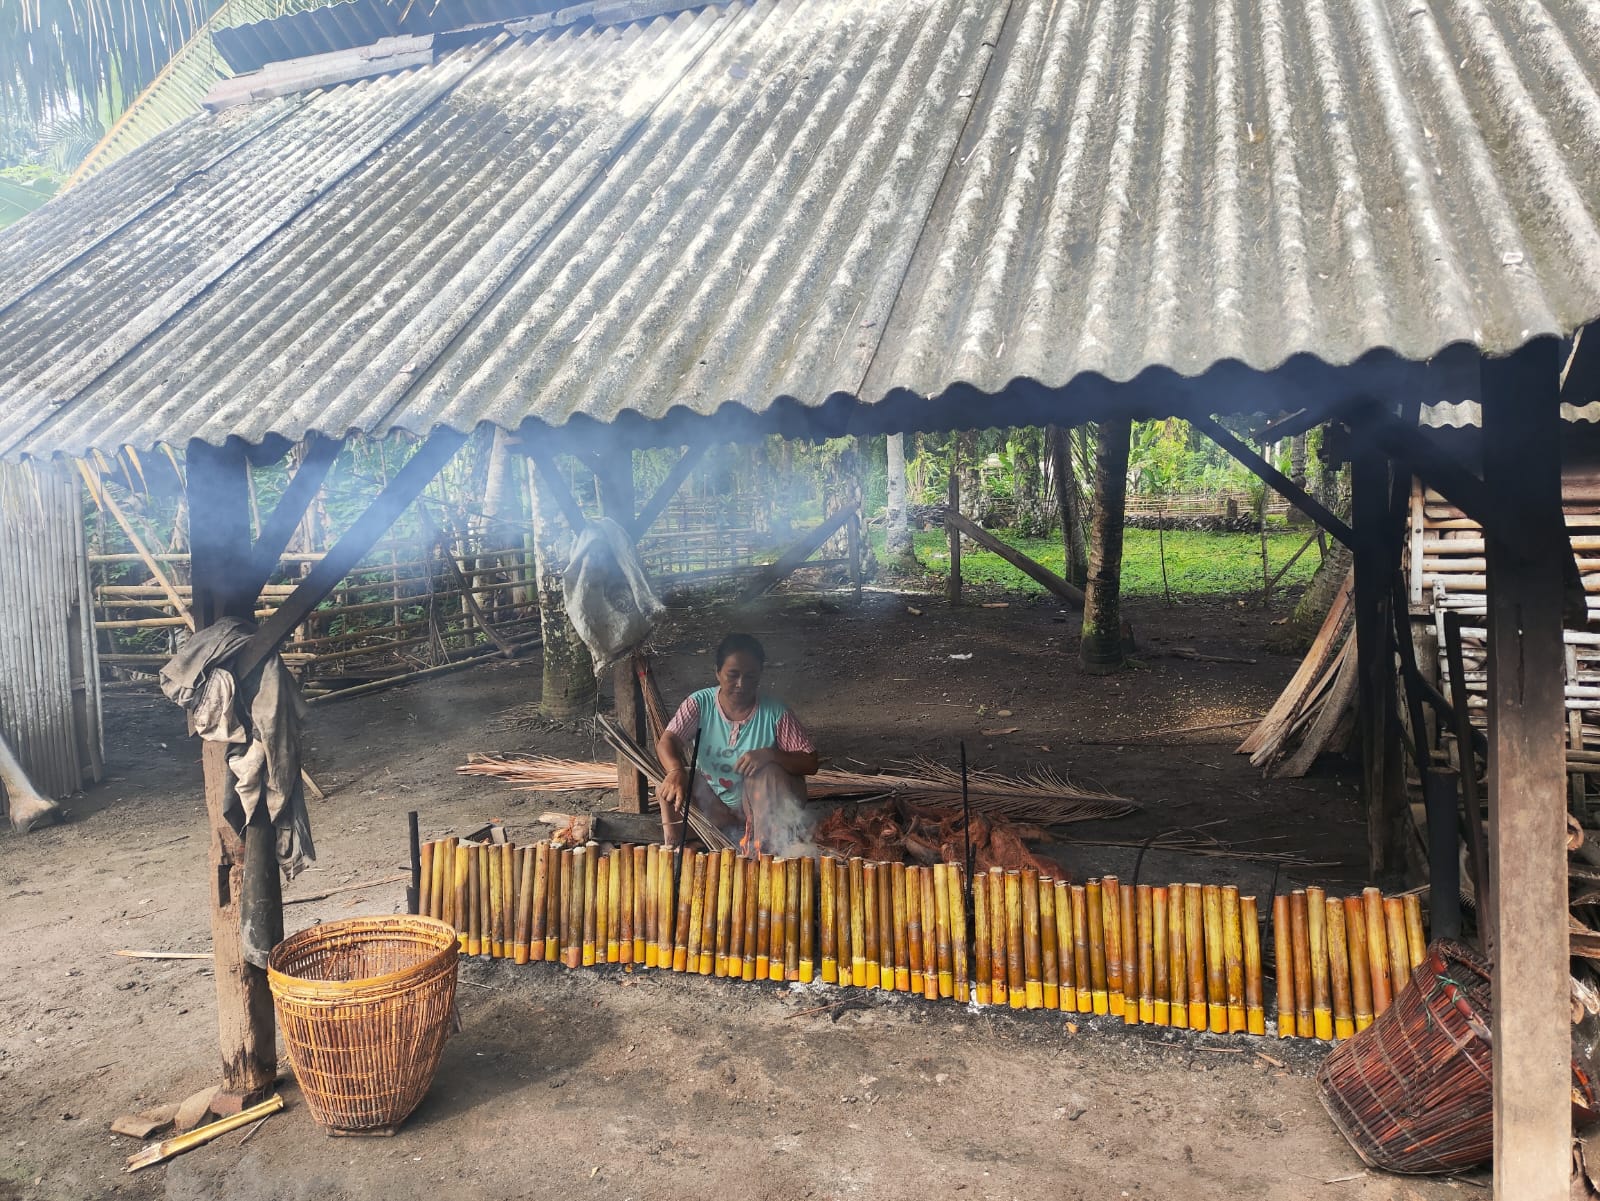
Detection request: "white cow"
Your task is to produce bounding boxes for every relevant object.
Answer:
[0,729,60,833]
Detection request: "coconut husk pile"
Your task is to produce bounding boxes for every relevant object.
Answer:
[813,800,1062,876]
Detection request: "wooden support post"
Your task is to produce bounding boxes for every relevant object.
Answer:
[946,447,962,606]
[1483,341,1571,1200]
[943,508,1085,607]
[247,433,340,591]
[846,512,863,598]
[1351,449,1406,880]
[1192,415,1354,547]
[739,504,859,601]
[185,439,276,1112]
[595,454,649,812]
[629,445,705,540]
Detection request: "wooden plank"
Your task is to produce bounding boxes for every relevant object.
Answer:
[1191,415,1354,547]
[629,445,705,540]
[738,504,858,601]
[1351,450,1406,878]
[942,508,1086,608]
[1483,342,1572,1201]
[247,434,340,591]
[1238,570,1352,756]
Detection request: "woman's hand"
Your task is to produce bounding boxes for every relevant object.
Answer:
[657,766,690,816]
[735,747,778,776]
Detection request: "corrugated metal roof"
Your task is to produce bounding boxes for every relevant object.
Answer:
[4,0,1600,461]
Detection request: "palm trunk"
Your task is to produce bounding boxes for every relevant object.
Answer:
[1049,425,1088,587]
[528,457,596,718]
[1079,418,1132,674]
[885,432,915,569]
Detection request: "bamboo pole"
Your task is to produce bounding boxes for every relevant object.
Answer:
[912,865,932,997]
[1343,896,1374,1032]
[935,863,956,1000]
[581,843,599,967]
[1383,897,1412,999]
[1120,883,1139,1026]
[875,860,895,991]
[891,863,911,992]
[922,866,940,1002]
[1040,877,1060,1011]
[503,843,517,960]
[1151,886,1170,1025]
[744,856,761,982]
[1086,880,1108,1014]
[610,847,627,964]
[561,845,580,967]
[419,842,435,919]
[1003,869,1023,1009]
[1070,883,1091,1013]
[862,861,882,990]
[454,844,469,952]
[1137,884,1156,1025]
[1102,875,1124,1017]
[530,843,550,962]
[514,845,535,964]
[644,845,661,968]
[467,843,482,957]
[1054,880,1075,1008]
[784,857,801,982]
[988,867,1008,1006]
[729,848,748,977]
[949,865,969,1004]
[847,858,866,988]
[1289,890,1313,1037]
[1185,884,1207,1030]
[658,846,677,970]
[835,859,853,987]
[631,844,647,964]
[1022,870,1044,1009]
[820,854,838,984]
[1325,895,1354,1040]
[1202,885,1226,1033]
[1272,893,1293,1038]
[1402,894,1426,970]
[1305,886,1332,1040]
[446,839,463,929]
[756,854,774,980]
[487,842,502,958]
[714,849,735,977]
[681,852,705,974]
[701,850,721,976]
[1168,883,1187,1029]
[1241,896,1265,1036]
[766,858,785,983]
[798,856,814,984]
[544,844,561,962]
[1362,888,1393,1016]
[1221,885,1245,1033]
[593,852,610,966]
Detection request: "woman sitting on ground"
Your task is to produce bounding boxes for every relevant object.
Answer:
[656,633,818,852]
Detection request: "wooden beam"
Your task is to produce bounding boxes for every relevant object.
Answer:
[522,443,590,532]
[78,462,195,631]
[248,433,340,590]
[184,439,275,1110]
[629,444,705,540]
[1191,415,1354,547]
[1482,341,1571,1201]
[235,427,468,680]
[433,539,517,657]
[942,508,1085,608]
[739,504,859,601]
[1561,322,1600,407]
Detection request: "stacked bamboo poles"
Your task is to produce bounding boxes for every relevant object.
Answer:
[412,837,1423,1044]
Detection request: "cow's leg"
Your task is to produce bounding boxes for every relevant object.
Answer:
[0,729,60,833]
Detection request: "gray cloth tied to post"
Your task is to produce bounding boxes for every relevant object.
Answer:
[159,617,316,880]
[563,516,665,672]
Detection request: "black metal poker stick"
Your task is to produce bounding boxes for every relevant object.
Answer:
[666,728,703,950]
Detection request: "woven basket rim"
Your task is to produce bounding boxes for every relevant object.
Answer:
[268,915,458,995]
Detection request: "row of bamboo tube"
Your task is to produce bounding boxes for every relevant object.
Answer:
[1271,887,1426,1041]
[414,838,1424,1039]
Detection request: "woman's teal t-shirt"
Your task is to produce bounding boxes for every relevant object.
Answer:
[684,686,787,810]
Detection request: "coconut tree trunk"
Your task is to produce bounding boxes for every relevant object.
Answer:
[885,432,915,569]
[1049,425,1089,587]
[528,457,596,718]
[1079,418,1132,674]
[0,727,59,833]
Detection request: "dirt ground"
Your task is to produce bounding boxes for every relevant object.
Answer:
[0,583,1480,1200]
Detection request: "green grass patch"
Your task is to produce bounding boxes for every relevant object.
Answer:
[869,526,1324,599]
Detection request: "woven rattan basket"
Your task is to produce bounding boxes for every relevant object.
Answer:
[267,915,458,1135]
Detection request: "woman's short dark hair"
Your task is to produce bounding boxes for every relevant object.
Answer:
[715,633,766,669]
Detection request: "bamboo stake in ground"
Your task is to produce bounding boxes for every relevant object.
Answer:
[446,838,462,929]
[1168,883,1187,1029]
[784,857,801,982]
[1289,890,1313,1037]
[1137,884,1156,1025]
[714,849,735,977]
[1151,886,1170,1025]
[1402,894,1426,970]
[454,844,469,952]
[544,843,561,962]
[922,865,940,1002]
[1185,884,1207,1030]
[420,842,435,919]
[756,854,774,979]
[1054,880,1075,1009]
[592,851,610,966]
[1071,883,1092,1013]
[891,863,911,992]
[835,859,853,987]
[645,845,662,968]
[729,848,749,977]
[467,843,483,957]
[514,845,535,964]
[847,858,866,987]
[765,858,785,983]
[1363,887,1393,1016]
[1022,870,1044,1009]
[529,842,550,962]
[1324,894,1353,1040]
[1343,895,1374,1031]
[744,856,761,982]
[631,844,648,964]
[615,844,633,964]
[862,861,882,990]
[653,845,671,968]
[988,867,1008,1006]
[1102,875,1124,1017]
[1240,895,1265,1035]
[798,856,814,983]
[912,865,932,997]
[487,841,504,958]
[503,842,517,958]
[1120,882,1139,1027]
[1221,885,1245,1033]
[673,849,696,972]
[820,853,837,983]
[1040,877,1060,1011]
[1201,884,1226,1033]
[702,849,722,976]
[1305,886,1332,1039]
[1003,869,1024,1009]
[432,837,452,923]
[875,860,895,991]
[561,845,581,967]
[949,865,969,1003]
[1086,880,1108,1014]
[1272,893,1293,1038]
[685,852,708,974]
[581,842,600,967]
[935,863,956,1000]
[1383,897,1412,999]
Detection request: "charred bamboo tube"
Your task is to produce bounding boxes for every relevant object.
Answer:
[1325,895,1353,1041]
[1151,886,1170,1025]
[1402,894,1426,970]
[766,858,786,982]
[743,856,761,982]
[593,852,610,966]
[836,859,854,987]
[432,838,451,922]
[988,868,1008,1005]
[714,849,735,977]
[922,866,941,1001]
[862,862,882,990]
[1305,886,1332,1040]
[1185,884,1207,1030]
[1040,877,1060,1011]
[1363,888,1392,1016]
[1202,885,1227,1033]
[454,844,470,952]
[1221,886,1245,1034]
[1344,896,1374,1031]
[756,854,774,980]
[1102,875,1123,1017]
[949,866,969,1003]
[609,847,626,964]
[1070,884,1092,1013]
[1383,897,1412,999]
[891,863,911,992]
[1003,870,1024,1008]
[508,845,522,943]
[544,844,562,962]
[467,843,483,957]
[503,843,517,957]
[631,845,648,963]
[784,858,801,982]
[1289,890,1313,1037]
[700,850,720,976]
[581,842,599,967]
[514,846,535,965]
[644,845,662,968]
[912,866,932,997]
[530,843,550,962]
[875,860,896,991]
[1168,882,1187,1029]
[1272,893,1293,1038]
[655,846,674,968]
[1120,883,1139,1026]
[682,852,706,973]
[446,839,461,928]
[1053,880,1074,1006]
[1086,880,1108,1014]
[848,857,866,988]
[730,849,749,976]
[558,845,576,966]
[1241,896,1265,1035]
[934,863,955,999]
[1137,884,1156,1025]
[522,844,544,964]
[420,842,435,918]
[1022,870,1044,1009]
[487,842,504,958]
[819,854,837,983]
[798,856,814,984]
